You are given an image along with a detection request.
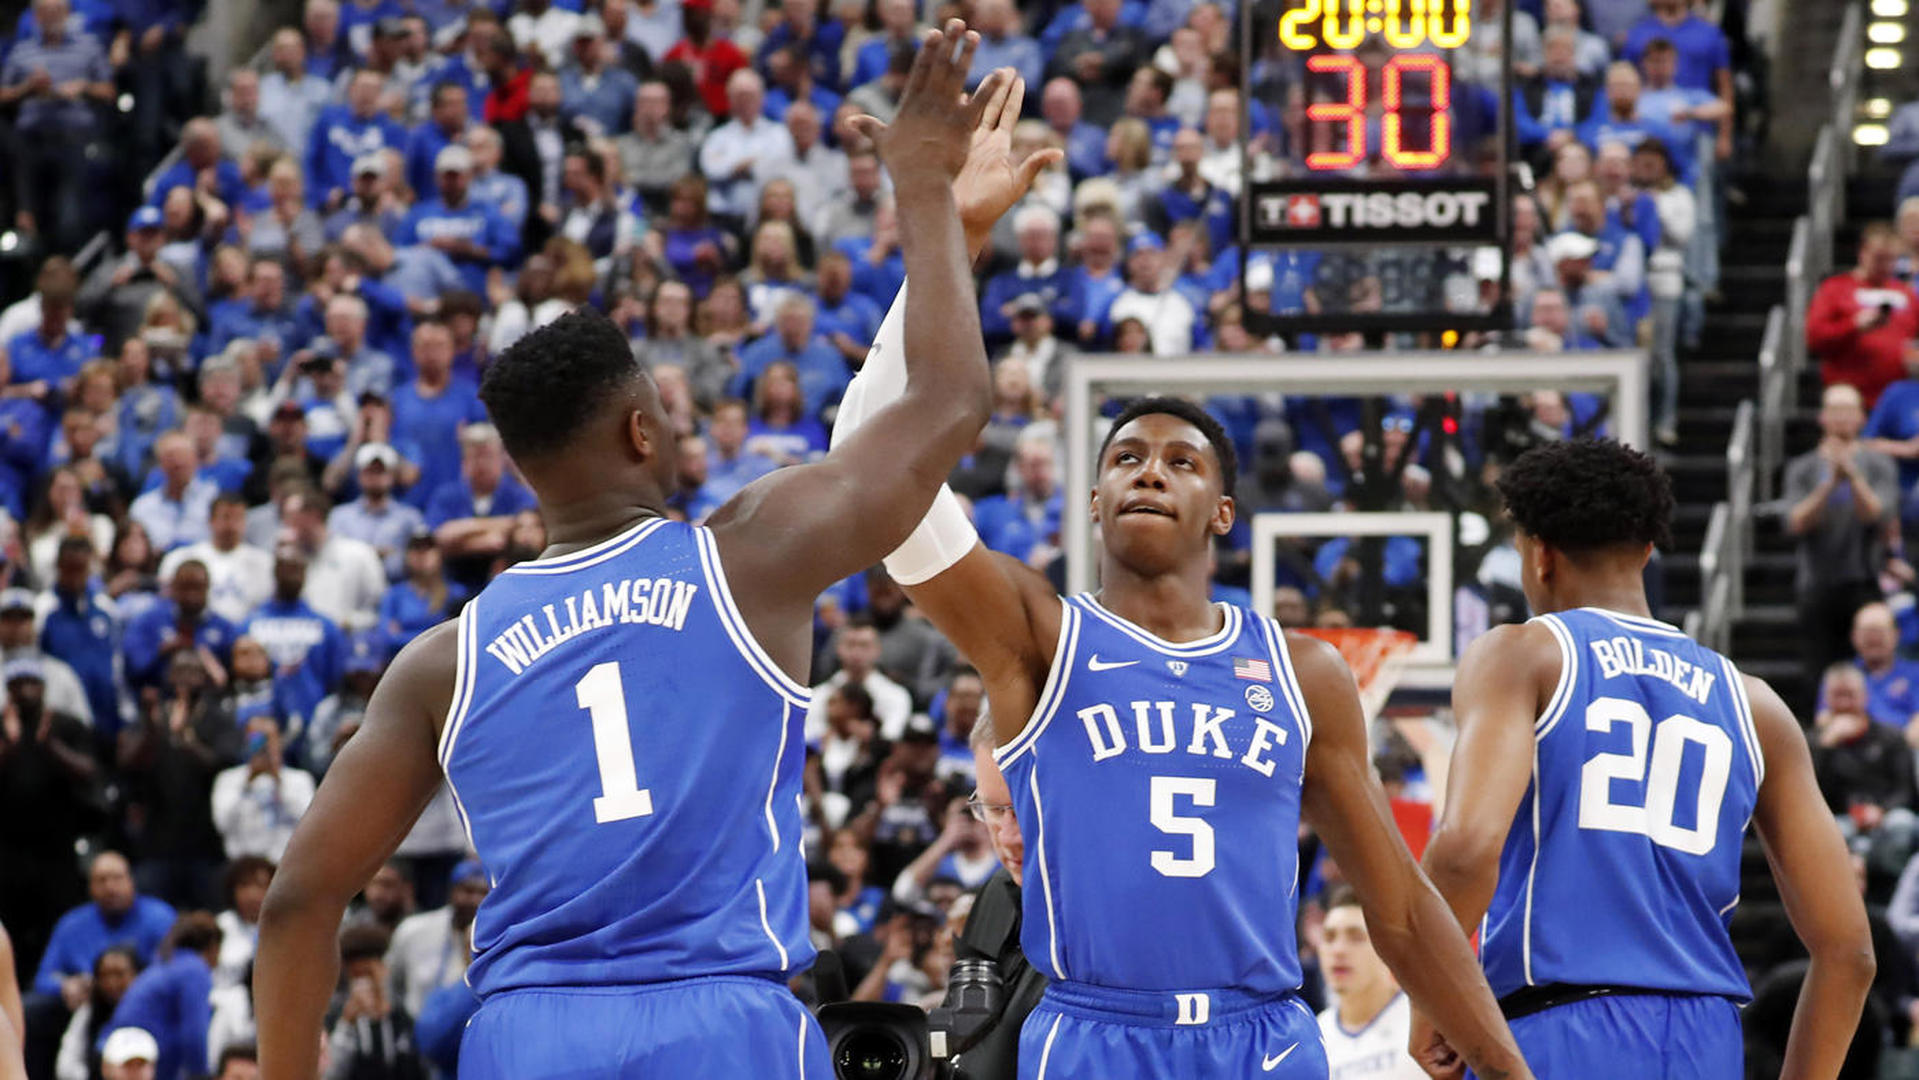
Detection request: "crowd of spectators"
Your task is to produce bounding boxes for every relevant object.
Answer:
[0,0,1785,1075]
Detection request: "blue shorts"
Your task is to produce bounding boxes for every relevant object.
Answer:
[460,975,832,1078]
[1466,992,1743,1080]
[1017,982,1327,1079]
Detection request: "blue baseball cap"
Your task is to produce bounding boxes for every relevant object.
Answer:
[1126,231,1164,255]
[127,206,163,232]
[450,858,488,887]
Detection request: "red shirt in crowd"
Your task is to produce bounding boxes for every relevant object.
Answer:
[664,36,749,120]
[484,67,532,125]
[1807,269,1919,407]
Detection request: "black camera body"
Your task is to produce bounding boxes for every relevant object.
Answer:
[817,959,1004,1080]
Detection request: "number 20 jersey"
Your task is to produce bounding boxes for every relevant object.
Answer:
[439,519,815,998]
[1481,607,1763,1002]
[996,595,1309,994]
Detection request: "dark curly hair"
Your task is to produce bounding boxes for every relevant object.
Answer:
[480,308,645,463]
[1098,397,1239,498]
[1497,439,1673,552]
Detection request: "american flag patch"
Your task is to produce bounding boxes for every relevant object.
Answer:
[1233,657,1273,682]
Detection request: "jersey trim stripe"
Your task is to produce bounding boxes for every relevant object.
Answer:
[1717,894,1740,917]
[1533,614,1579,739]
[1027,763,1067,980]
[1260,616,1313,749]
[692,527,812,706]
[1522,748,1542,986]
[797,1012,810,1079]
[1721,656,1765,790]
[994,602,1080,767]
[1034,1013,1064,1079]
[755,877,790,971]
[764,701,791,853]
[436,606,477,768]
[1586,606,1688,638]
[497,516,664,575]
[1073,594,1243,656]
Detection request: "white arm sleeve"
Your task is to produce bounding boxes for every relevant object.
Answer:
[829,282,981,585]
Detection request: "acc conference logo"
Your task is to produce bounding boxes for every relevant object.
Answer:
[1248,177,1500,246]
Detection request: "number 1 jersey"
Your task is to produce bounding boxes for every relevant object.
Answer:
[1481,607,1763,1002]
[440,519,815,998]
[996,595,1310,993]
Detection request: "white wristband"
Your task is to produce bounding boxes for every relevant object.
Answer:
[882,484,978,585]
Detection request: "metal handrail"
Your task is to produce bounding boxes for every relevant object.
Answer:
[1808,127,1838,283]
[1756,305,1786,499]
[1727,399,1754,617]
[1699,500,1731,651]
[1705,568,1734,654]
[1831,3,1865,177]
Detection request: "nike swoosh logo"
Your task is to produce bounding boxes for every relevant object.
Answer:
[1262,1043,1299,1071]
[1087,656,1139,671]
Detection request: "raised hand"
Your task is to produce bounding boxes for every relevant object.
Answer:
[848,20,986,190]
[954,69,1065,245]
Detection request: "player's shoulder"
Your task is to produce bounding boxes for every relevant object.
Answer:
[387,617,464,735]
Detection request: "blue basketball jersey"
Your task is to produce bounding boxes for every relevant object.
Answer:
[440,518,815,998]
[996,595,1309,993]
[1480,607,1763,1002]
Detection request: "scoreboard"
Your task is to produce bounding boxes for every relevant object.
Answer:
[1239,0,1513,333]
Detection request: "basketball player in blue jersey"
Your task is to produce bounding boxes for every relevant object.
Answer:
[1418,439,1874,1079]
[831,381,1532,1070]
[253,26,1064,1078]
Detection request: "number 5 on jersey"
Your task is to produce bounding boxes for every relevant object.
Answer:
[577,662,655,823]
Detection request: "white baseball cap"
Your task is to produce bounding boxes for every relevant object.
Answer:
[102,1028,160,1067]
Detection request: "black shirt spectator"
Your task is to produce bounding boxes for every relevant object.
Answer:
[1046,0,1148,127]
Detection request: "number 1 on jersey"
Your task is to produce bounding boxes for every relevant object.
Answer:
[576,662,654,823]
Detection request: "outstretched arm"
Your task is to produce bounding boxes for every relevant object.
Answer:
[1747,675,1875,1080]
[709,24,996,615]
[255,621,455,1080]
[1292,633,1531,1080]
[826,68,1069,740]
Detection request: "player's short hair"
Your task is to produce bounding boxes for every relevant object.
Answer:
[1098,397,1239,498]
[1496,439,1673,553]
[216,1044,258,1074]
[165,911,223,958]
[1322,884,1360,913]
[480,308,644,463]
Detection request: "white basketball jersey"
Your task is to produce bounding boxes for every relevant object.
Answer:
[1316,992,1425,1080]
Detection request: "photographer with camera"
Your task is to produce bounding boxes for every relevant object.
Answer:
[1808,222,1919,410]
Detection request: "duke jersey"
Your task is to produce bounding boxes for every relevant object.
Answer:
[1480,607,1763,1002]
[440,518,815,998]
[996,595,1310,993]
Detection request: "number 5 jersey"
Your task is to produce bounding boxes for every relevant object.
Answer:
[1482,607,1762,1002]
[438,518,815,998]
[996,595,1311,994]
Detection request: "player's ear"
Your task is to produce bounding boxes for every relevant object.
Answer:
[625,408,651,462]
[1088,487,1101,521]
[1211,494,1235,536]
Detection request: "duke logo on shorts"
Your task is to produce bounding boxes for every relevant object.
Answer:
[996,595,1326,1078]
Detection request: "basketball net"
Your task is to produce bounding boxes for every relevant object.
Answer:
[1298,627,1419,723]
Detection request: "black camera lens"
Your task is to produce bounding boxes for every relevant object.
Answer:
[834,1028,909,1080]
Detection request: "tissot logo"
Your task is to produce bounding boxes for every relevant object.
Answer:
[1247,177,1500,246]
[1268,190,1490,230]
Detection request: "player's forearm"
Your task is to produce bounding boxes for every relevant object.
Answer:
[1375,884,1531,1080]
[255,891,348,1080]
[1419,828,1501,935]
[1778,949,1875,1080]
[891,179,991,453]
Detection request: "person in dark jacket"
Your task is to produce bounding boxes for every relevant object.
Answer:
[946,714,1045,1080]
[325,923,427,1080]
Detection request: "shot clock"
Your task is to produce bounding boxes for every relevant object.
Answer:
[1237,0,1514,334]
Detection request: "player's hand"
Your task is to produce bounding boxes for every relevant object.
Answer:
[1409,1012,1465,1080]
[60,973,91,1012]
[952,69,1063,247]
[847,20,984,191]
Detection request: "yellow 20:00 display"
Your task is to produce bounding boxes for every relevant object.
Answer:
[1279,0,1473,51]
